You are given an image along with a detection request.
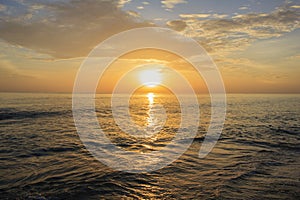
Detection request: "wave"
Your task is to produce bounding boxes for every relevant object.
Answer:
[0,109,71,120]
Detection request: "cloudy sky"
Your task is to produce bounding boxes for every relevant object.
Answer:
[0,0,299,93]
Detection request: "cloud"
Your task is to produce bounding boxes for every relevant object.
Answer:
[290,5,300,9]
[0,59,36,81]
[239,6,249,10]
[127,10,140,18]
[167,20,187,31]
[161,0,187,9]
[0,0,150,59]
[168,7,300,55]
[0,58,48,92]
[286,54,300,60]
[179,14,211,18]
[0,4,6,12]
[117,0,131,8]
[212,14,228,19]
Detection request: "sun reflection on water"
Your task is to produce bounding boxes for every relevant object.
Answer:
[147,92,154,105]
[146,93,155,129]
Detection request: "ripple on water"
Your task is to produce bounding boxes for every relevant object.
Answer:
[0,93,299,199]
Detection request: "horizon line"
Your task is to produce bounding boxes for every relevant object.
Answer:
[0,91,300,95]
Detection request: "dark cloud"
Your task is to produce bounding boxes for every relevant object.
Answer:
[166,20,186,31]
[0,0,150,58]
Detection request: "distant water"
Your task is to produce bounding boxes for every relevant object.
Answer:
[0,93,299,199]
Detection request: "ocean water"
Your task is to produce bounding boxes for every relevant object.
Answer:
[0,93,299,199]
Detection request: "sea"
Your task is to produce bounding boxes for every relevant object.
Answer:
[0,93,299,199]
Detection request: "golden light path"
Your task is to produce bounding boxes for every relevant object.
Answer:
[147,92,154,105]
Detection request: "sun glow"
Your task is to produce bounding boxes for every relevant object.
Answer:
[139,69,162,87]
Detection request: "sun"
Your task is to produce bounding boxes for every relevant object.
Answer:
[139,69,162,87]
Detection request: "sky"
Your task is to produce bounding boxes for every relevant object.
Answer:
[0,0,299,93]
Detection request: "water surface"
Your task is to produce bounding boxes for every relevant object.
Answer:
[0,93,299,199]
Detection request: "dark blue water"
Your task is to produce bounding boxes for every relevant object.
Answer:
[0,93,299,199]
